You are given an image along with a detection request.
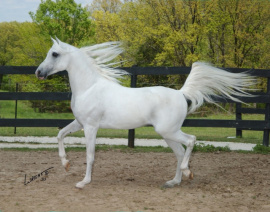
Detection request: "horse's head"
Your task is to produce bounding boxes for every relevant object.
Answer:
[36,38,77,80]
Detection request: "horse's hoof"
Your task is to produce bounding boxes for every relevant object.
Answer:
[65,162,70,172]
[162,183,174,189]
[75,186,83,190]
[76,181,85,189]
[189,171,194,180]
[162,180,180,188]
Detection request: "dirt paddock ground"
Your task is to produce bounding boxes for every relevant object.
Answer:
[0,150,270,212]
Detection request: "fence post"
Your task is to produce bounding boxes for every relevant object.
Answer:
[128,129,135,148]
[128,72,137,148]
[14,83,18,134]
[263,77,270,147]
[235,103,242,138]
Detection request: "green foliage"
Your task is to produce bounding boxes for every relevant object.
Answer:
[89,0,122,13]
[0,22,50,66]
[90,0,270,106]
[0,22,19,66]
[29,0,95,45]
[0,21,55,112]
[0,22,50,92]
[92,0,270,69]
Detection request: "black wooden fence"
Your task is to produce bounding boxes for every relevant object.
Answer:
[0,66,269,147]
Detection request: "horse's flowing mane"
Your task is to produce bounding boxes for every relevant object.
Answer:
[80,42,128,83]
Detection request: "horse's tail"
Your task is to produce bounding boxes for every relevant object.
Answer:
[180,62,256,114]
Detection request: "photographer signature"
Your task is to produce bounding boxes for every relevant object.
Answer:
[24,167,54,185]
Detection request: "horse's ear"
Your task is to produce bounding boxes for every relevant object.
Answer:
[55,37,62,44]
[51,37,58,45]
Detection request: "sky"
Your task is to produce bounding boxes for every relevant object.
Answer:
[0,0,92,22]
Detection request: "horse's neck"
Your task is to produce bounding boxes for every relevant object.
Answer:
[67,56,102,96]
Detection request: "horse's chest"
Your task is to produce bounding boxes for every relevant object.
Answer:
[71,96,102,123]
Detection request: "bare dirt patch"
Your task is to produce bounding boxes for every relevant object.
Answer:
[0,150,270,212]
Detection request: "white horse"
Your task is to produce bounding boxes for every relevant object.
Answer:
[36,38,255,189]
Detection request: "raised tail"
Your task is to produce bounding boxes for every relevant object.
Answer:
[180,62,256,114]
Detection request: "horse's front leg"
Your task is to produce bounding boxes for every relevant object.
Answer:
[57,119,82,171]
[76,125,98,189]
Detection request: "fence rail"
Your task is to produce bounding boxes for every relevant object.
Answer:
[0,66,269,147]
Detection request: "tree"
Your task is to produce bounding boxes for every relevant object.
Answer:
[0,22,50,88]
[89,0,122,13]
[11,22,50,66]
[0,22,51,92]
[0,22,18,66]
[205,0,270,68]
[0,21,70,111]
[91,0,270,102]
[227,0,270,68]
[0,22,50,67]
[29,0,94,45]
[92,0,270,70]
[0,22,19,88]
[205,0,231,67]
[92,0,209,67]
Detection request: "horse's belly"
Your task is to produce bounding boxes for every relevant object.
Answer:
[99,106,152,129]
[99,121,149,130]
[98,86,187,130]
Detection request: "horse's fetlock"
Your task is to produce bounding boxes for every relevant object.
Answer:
[181,168,191,177]
[59,153,66,158]
[180,164,188,171]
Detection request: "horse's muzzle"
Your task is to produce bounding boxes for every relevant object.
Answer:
[35,69,47,80]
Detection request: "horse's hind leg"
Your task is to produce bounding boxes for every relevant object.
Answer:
[163,140,185,188]
[157,129,196,180]
[178,131,196,179]
[57,119,82,171]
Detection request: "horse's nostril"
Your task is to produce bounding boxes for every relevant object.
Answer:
[36,70,41,77]
[36,70,42,79]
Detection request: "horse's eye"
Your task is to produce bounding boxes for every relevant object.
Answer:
[52,52,59,57]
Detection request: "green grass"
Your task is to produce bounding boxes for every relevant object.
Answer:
[2,144,269,154]
[0,100,267,145]
[0,100,74,119]
[252,144,270,154]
